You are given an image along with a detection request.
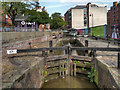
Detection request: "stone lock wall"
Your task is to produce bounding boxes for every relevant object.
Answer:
[12,58,45,88]
[2,58,45,89]
[95,59,119,89]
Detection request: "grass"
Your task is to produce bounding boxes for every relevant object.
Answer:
[90,26,104,38]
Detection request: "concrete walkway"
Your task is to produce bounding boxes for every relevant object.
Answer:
[78,37,120,88]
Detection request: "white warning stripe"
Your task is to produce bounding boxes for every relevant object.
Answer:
[7,50,17,54]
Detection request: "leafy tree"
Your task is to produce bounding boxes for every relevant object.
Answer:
[50,12,66,29]
[2,2,32,26]
[26,10,50,25]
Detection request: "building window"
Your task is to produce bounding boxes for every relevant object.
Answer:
[84,8,87,10]
[84,21,87,26]
[84,11,87,15]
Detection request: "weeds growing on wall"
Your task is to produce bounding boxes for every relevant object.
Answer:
[88,66,96,82]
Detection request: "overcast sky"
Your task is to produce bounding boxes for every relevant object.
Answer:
[40,0,119,16]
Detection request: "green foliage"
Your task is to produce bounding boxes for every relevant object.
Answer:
[50,12,67,29]
[41,70,47,77]
[84,62,90,66]
[73,61,80,64]
[81,68,87,71]
[2,2,31,26]
[26,11,50,24]
[88,66,96,82]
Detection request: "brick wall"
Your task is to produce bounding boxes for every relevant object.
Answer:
[2,34,52,58]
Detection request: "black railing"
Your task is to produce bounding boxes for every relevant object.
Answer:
[7,46,120,68]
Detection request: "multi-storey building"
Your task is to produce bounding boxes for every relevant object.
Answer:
[64,3,107,30]
[107,1,120,38]
[64,5,86,29]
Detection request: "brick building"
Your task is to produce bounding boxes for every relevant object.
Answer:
[107,1,120,39]
[1,10,12,29]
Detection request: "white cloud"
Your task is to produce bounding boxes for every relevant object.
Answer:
[91,3,108,7]
[59,0,119,3]
[46,4,70,9]
[39,0,120,3]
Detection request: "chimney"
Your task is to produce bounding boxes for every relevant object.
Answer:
[39,6,41,9]
[113,1,117,6]
[42,6,45,11]
[87,2,92,7]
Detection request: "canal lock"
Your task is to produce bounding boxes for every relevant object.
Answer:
[42,39,97,88]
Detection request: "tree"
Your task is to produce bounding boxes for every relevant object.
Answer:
[50,12,66,29]
[2,2,32,26]
[26,10,50,25]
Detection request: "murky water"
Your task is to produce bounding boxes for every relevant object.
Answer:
[42,75,98,89]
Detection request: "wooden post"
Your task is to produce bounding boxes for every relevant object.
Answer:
[59,64,61,77]
[118,52,120,69]
[67,46,71,76]
[62,63,64,76]
[70,63,73,76]
[65,63,67,76]
[74,63,76,76]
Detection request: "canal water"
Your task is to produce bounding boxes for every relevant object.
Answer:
[42,75,98,89]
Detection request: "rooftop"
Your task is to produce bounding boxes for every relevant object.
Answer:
[71,5,86,9]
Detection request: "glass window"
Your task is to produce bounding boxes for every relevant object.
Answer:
[84,8,87,10]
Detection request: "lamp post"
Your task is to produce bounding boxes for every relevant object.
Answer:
[90,14,93,36]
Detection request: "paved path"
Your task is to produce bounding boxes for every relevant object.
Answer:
[78,37,120,87]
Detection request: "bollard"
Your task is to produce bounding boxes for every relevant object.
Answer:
[28,42,32,49]
[85,40,88,47]
[49,40,53,56]
[118,52,120,69]
[107,42,110,48]
[85,40,88,55]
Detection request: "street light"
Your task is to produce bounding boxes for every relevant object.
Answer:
[90,14,93,36]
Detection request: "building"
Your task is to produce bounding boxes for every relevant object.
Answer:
[14,6,50,31]
[1,9,13,31]
[107,1,120,39]
[64,5,86,29]
[87,3,107,28]
[15,14,38,32]
[34,6,47,12]
[64,3,107,31]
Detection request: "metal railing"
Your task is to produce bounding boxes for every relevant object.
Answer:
[7,44,120,68]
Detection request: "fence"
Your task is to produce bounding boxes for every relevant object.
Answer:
[7,40,120,69]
